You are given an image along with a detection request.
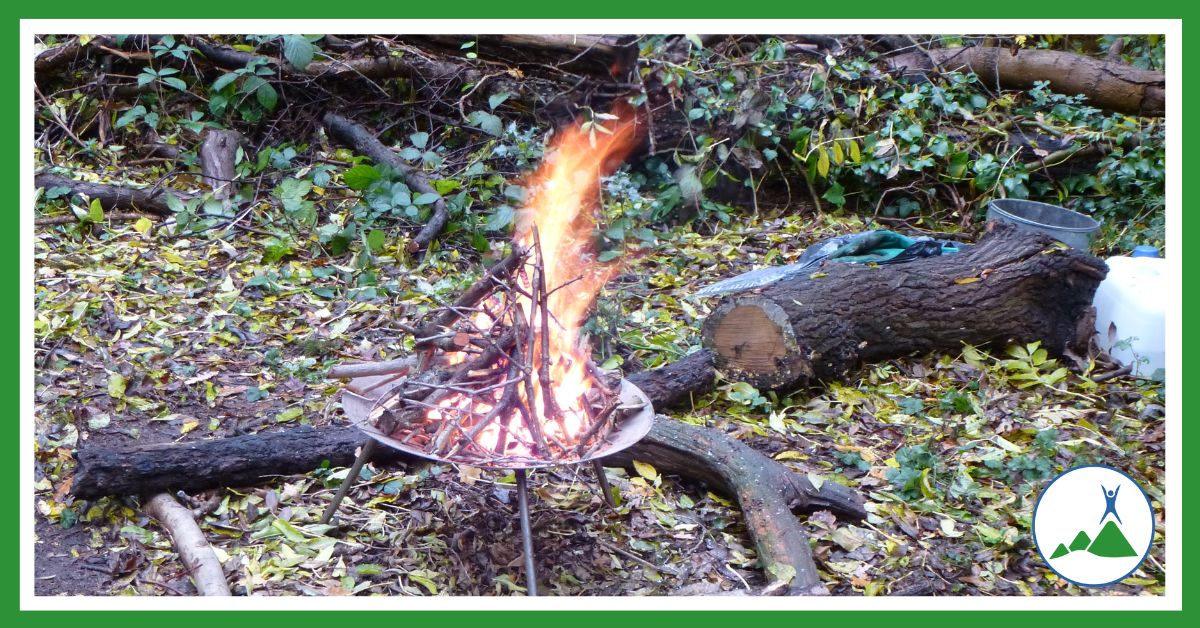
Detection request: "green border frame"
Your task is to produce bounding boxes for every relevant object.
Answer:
[9,5,1188,625]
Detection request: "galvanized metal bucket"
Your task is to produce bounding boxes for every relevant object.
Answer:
[986,199,1101,250]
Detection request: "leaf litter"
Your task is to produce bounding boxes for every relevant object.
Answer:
[35,194,1165,597]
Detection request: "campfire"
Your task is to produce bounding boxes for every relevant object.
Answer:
[354,113,651,468]
[333,112,656,595]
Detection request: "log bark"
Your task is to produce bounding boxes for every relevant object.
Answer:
[35,211,153,226]
[322,113,449,255]
[888,47,1164,117]
[702,222,1107,390]
[625,349,717,409]
[35,172,186,215]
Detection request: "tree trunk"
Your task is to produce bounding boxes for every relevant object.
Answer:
[888,47,1164,117]
[702,222,1107,390]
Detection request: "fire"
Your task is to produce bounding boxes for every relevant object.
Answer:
[423,113,639,464]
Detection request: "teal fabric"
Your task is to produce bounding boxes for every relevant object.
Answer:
[827,230,960,265]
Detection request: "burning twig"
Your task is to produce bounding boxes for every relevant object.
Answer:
[354,111,644,469]
[414,247,527,348]
[364,233,630,468]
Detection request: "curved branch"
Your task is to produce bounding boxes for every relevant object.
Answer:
[322,113,450,255]
[143,493,231,596]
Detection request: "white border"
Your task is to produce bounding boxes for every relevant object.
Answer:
[22,19,1182,611]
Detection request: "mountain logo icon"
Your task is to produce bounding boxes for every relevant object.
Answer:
[1033,465,1155,587]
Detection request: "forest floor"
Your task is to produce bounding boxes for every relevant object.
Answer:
[33,206,1166,596]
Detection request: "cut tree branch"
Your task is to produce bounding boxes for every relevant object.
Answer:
[322,113,450,255]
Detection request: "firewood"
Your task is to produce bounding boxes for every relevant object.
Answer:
[702,222,1107,390]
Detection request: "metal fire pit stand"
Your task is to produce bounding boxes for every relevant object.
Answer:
[328,375,655,596]
[514,468,538,595]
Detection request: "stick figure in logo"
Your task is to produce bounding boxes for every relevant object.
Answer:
[1100,484,1122,525]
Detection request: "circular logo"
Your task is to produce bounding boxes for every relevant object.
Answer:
[1032,465,1155,587]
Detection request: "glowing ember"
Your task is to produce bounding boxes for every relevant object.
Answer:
[368,112,640,467]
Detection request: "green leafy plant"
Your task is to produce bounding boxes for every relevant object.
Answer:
[209,58,279,122]
[1000,341,1069,389]
[887,443,941,501]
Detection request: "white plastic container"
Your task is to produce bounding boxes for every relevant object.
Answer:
[1092,251,1166,380]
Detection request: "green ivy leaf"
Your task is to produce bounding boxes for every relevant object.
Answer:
[212,72,239,92]
[485,205,514,231]
[366,229,386,253]
[87,197,104,222]
[466,110,503,137]
[114,105,146,129]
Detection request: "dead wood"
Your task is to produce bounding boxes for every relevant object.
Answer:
[198,129,243,203]
[71,350,865,595]
[322,113,450,255]
[35,37,86,79]
[35,172,187,216]
[409,34,637,78]
[35,211,155,226]
[702,222,1108,390]
[889,46,1164,117]
[143,493,232,596]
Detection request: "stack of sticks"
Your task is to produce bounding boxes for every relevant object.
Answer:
[350,229,633,468]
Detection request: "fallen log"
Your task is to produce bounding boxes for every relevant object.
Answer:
[702,222,1107,390]
[35,172,187,216]
[888,47,1164,117]
[409,34,637,79]
[323,113,450,255]
[601,417,856,595]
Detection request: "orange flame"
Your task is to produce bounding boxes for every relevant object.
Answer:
[427,112,639,463]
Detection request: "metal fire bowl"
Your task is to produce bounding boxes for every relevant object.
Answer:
[341,376,655,471]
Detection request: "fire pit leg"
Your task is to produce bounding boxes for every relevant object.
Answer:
[320,439,376,525]
[591,459,618,509]
[515,468,539,596]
